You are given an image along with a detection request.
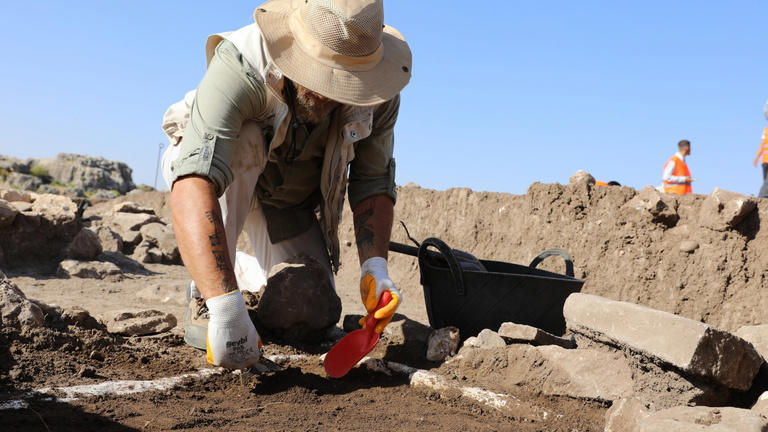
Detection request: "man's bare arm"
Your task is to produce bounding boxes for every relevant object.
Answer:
[352,194,394,265]
[170,175,237,300]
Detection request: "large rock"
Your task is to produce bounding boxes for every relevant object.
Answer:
[0,189,32,203]
[30,194,78,226]
[0,199,19,228]
[34,153,135,194]
[465,344,634,403]
[735,324,768,360]
[65,228,103,260]
[256,254,341,342]
[95,226,124,253]
[0,155,30,173]
[61,306,103,330]
[568,170,595,186]
[698,188,756,231]
[58,260,122,279]
[604,397,650,432]
[139,222,179,263]
[564,293,762,391]
[0,193,80,269]
[636,406,768,432]
[426,327,460,362]
[107,310,176,336]
[6,172,42,192]
[0,278,44,329]
[460,329,507,352]
[535,345,634,402]
[109,212,160,234]
[621,185,679,226]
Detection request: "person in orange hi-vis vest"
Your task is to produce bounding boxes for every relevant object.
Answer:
[753,126,768,182]
[662,140,693,195]
[757,101,768,198]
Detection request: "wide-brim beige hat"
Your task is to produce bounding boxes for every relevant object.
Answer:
[254,0,412,107]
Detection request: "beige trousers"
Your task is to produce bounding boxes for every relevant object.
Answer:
[162,120,333,294]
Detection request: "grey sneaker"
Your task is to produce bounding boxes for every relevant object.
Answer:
[184,284,208,350]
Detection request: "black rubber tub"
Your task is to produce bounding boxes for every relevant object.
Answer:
[389,238,584,340]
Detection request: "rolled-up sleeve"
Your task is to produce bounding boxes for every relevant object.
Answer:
[168,40,266,195]
[348,94,400,208]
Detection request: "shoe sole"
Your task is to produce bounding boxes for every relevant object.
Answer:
[184,284,208,351]
[184,305,208,350]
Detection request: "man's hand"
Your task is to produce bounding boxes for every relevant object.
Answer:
[205,290,262,369]
[359,257,401,333]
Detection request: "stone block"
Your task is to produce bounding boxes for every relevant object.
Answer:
[107,310,177,336]
[498,322,575,348]
[564,293,762,391]
[65,228,103,260]
[96,226,123,253]
[0,189,32,203]
[58,260,122,279]
[536,345,634,402]
[256,254,341,342]
[0,278,44,330]
[604,397,650,432]
[109,212,159,235]
[636,406,768,432]
[620,186,679,226]
[426,326,460,361]
[139,222,179,263]
[61,306,103,330]
[735,324,768,360]
[462,329,506,351]
[699,187,757,231]
[0,200,19,228]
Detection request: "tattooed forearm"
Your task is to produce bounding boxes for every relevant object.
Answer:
[205,208,233,275]
[354,203,375,255]
[352,195,394,265]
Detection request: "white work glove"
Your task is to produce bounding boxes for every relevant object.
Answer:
[360,257,402,333]
[205,290,262,369]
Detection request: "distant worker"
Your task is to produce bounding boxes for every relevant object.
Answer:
[756,101,768,198]
[595,180,621,186]
[662,140,694,195]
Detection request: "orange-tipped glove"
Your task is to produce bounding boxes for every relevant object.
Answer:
[205,290,262,369]
[359,257,401,333]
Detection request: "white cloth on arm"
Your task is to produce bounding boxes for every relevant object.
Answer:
[662,152,688,184]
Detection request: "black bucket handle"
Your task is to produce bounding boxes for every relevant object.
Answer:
[418,237,466,296]
[529,248,575,277]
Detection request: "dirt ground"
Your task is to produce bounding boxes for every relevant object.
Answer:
[2,261,606,431]
[4,180,767,431]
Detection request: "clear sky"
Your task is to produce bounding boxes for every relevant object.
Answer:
[1,1,766,196]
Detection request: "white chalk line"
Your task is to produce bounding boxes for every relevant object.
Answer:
[0,354,311,410]
[1,353,546,420]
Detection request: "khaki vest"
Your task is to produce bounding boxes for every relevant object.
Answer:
[205,24,376,272]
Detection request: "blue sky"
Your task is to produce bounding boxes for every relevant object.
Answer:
[1,1,766,196]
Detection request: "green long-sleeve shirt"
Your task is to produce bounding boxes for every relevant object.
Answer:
[168,40,398,242]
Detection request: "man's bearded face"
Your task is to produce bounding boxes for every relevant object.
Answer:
[292,82,340,124]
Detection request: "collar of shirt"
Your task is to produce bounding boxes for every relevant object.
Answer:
[675,151,686,162]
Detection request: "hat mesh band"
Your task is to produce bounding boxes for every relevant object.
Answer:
[300,0,383,57]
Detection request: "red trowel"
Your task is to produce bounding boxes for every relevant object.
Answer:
[324,291,392,378]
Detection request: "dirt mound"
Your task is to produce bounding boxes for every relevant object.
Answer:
[341,181,767,333]
[105,180,768,333]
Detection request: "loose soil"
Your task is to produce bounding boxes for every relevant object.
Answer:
[4,180,768,431]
